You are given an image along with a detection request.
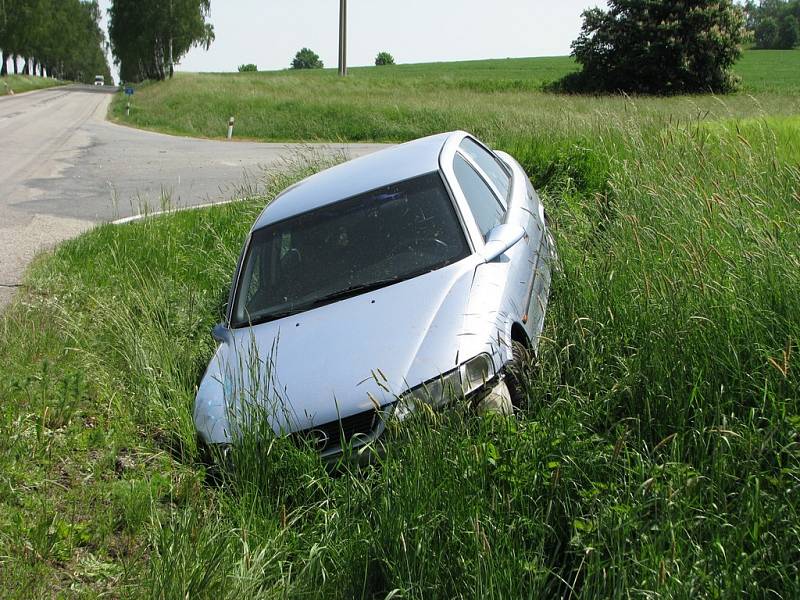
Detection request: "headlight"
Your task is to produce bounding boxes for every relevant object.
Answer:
[460,353,493,396]
[401,368,461,410]
[394,354,495,420]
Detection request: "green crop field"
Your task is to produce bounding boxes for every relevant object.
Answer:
[0,75,64,96]
[1,50,799,597]
[734,48,800,92]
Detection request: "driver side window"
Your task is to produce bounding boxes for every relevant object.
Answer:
[453,153,505,238]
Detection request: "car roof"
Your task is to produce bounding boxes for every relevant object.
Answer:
[253,131,460,230]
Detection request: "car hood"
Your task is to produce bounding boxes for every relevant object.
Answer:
[196,257,484,442]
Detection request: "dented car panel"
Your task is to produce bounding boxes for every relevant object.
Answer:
[194,131,556,458]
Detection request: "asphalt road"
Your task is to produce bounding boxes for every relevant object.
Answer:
[0,85,386,308]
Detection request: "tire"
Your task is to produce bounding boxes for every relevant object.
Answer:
[197,438,230,486]
[475,378,513,416]
[505,341,531,409]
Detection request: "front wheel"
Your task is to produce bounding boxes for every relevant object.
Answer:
[505,341,534,409]
[475,378,513,416]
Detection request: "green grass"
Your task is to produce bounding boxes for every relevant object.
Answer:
[706,114,800,165]
[0,75,64,96]
[733,48,800,93]
[2,50,800,596]
[3,98,800,595]
[110,50,800,145]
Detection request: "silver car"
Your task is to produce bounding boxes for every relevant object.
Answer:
[194,131,556,461]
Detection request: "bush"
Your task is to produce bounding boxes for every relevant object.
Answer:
[778,15,800,48]
[237,64,257,72]
[291,48,323,70]
[566,0,746,94]
[375,51,395,66]
[755,17,780,48]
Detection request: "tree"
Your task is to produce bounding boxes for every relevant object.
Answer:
[0,0,111,82]
[109,0,214,82]
[778,15,799,47]
[0,0,9,75]
[375,51,395,66]
[745,0,800,48]
[0,0,38,76]
[291,47,323,70]
[743,0,760,30]
[566,0,746,94]
[755,16,780,47]
[238,63,257,72]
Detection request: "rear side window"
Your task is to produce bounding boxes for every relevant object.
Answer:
[453,154,505,238]
[460,138,511,204]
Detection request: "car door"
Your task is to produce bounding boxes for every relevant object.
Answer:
[457,138,551,347]
[519,176,550,343]
[451,139,533,345]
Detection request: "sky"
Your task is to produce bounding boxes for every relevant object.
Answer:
[98,0,601,75]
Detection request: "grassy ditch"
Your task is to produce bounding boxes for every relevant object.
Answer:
[0,108,798,596]
[0,75,64,96]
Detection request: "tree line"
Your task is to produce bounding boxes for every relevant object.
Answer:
[745,0,800,49]
[108,0,214,83]
[0,0,111,82]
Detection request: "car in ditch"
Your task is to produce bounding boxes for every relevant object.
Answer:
[194,131,557,462]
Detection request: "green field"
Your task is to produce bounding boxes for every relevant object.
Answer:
[1,51,800,596]
[110,50,800,145]
[0,75,64,96]
[734,48,800,92]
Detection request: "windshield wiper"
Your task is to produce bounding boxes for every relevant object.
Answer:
[239,309,301,327]
[234,277,403,328]
[309,277,401,306]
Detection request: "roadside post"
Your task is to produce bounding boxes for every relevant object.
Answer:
[227,116,235,140]
[124,86,134,116]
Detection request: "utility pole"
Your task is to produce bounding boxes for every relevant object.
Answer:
[338,0,347,77]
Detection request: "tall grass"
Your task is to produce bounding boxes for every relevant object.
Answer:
[0,75,64,96]
[0,108,798,595]
[110,51,800,144]
[538,122,800,595]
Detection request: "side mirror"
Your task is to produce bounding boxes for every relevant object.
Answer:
[211,323,233,345]
[480,224,526,262]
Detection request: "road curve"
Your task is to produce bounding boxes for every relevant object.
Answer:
[0,85,387,308]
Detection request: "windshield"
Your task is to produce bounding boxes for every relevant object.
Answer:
[231,171,470,327]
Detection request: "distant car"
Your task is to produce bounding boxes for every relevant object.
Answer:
[194,131,557,462]
[94,75,104,86]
